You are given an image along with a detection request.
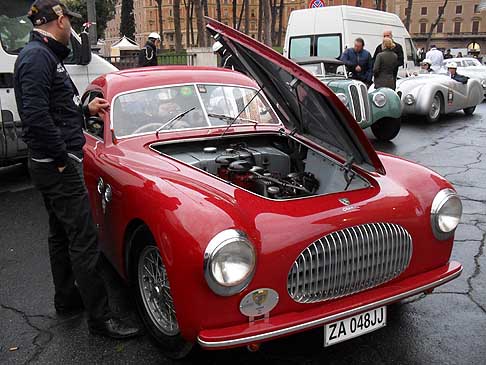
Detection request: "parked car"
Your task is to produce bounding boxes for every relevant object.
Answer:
[396,73,483,123]
[442,57,486,97]
[81,19,463,358]
[295,57,402,141]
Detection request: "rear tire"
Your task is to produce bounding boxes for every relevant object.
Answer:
[371,117,401,141]
[463,106,476,115]
[425,93,442,123]
[131,231,193,359]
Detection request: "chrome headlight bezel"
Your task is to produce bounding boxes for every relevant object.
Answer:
[336,92,348,106]
[404,94,415,105]
[481,79,486,89]
[373,92,387,107]
[203,229,256,296]
[430,189,463,240]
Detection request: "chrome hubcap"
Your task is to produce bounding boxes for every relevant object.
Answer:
[138,246,179,336]
[430,95,441,119]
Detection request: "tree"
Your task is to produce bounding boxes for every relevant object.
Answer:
[257,0,263,41]
[65,0,116,39]
[426,0,448,49]
[262,0,272,46]
[216,0,222,21]
[155,0,164,50]
[244,0,250,34]
[271,0,277,44]
[404,0,413,31]
[195,0,206,47]
[232,0,238,29]
[120,0,135,39]
[276,0,284,46]
[174,0,182,51]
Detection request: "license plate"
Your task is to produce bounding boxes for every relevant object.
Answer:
[324,306,386,347]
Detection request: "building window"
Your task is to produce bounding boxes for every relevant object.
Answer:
[405,7,409,16]
[251,9,255,18]
[472,21,480,34]
[474,4,480,13]
[455,5,462,14]
[438,6,444,15]
[421,7,427,15]
[169,8,173,17]
[437,22,443,33]
[454,21,461,34]
[420,22,427,34]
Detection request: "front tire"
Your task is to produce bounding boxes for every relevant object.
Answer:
[371,117,401,141]
[426,92,442,123]
[133,241,193,359]
[464,106,476,115]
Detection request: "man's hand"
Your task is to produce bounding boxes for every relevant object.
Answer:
[88,97,110,116]
[58,166,66,173]
[355,65,362,72]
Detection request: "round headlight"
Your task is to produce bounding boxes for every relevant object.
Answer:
[373,92,387,107]
[431,189,462,240]
[336,93,348,106]
[404,94,415,105]
[204,229,256,296]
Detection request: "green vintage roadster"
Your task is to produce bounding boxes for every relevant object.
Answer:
[296,57,402,141]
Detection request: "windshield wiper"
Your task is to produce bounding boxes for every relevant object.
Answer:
[207,112,257,125]
[155,107,196,136]
[220,86,264,139]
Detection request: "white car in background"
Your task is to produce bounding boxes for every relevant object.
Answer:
[443,58,486,97]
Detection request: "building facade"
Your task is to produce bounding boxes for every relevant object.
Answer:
[104,0,378,50]
[389,1,485,56]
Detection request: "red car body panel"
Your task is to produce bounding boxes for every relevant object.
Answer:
[81,34,462,349]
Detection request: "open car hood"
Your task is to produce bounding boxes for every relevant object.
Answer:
[206,18,384,173]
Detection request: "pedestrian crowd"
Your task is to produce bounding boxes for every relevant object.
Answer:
[339,31,470,90]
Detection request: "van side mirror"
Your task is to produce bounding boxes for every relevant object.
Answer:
[79,32,92,65]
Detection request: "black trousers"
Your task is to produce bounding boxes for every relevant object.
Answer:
[29,157,111,323]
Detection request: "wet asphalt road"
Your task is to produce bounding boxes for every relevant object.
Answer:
[1,103,485,365]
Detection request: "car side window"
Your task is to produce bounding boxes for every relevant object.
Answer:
[82,91,105,140]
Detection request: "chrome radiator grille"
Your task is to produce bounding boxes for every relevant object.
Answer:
[287,223,413,303]
[348,83,371,123]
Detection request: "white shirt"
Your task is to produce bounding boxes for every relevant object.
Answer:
[425,48,444,71]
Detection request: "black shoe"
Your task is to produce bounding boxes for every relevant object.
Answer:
[89,317,142,339]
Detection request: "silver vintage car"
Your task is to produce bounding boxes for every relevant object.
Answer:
[396,73,483,123]
[442,57,486,97]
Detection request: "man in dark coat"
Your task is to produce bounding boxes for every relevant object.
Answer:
[339,38,373,85]
[373,30,404,77]
[446,62,469,84]
[138,32,160,67]
[14,0,140,339]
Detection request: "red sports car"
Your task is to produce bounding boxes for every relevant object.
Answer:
[81,20,463,358]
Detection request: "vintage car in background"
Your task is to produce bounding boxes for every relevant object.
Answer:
[442,57,486,97]
[295,57,402,141]
[81,19,463,358]
[396,73,483,123]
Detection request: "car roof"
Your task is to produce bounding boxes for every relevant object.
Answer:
[91,66,258,98]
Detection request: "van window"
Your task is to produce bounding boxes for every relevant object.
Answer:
[289,37,311,58]
[316,35,341,58]
[0,14,32,54]
[404,38,418,63]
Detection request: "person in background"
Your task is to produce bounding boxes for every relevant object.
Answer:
[444,49,453,59]
[417,59,433,74]
[340,37,373,86]
[417,47,426,62]
[14,0,141,339]
[138,32,161,67]
[457,52,463,58]
[447,62,469,84]
[425,45,444,72]
[373,37,398,90]
[373,30,404,78]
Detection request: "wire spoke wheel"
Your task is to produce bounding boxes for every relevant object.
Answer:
[138,246,179,336]
[429,94,441,120]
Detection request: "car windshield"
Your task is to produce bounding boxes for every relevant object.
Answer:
[112,84,279,137]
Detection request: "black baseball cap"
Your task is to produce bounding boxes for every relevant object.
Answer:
[28,0,82,26]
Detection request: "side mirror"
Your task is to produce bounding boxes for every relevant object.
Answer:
[86,116,103,138]
[79,31,92,66]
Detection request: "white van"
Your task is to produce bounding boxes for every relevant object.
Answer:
[0,3,117,165]
[283,6,420,72]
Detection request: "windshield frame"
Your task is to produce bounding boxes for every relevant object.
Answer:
[110,82,282,139]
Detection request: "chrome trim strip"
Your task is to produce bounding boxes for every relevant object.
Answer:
[197,266,463,348]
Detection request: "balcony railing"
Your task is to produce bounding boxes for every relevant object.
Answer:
[411,32,486,39]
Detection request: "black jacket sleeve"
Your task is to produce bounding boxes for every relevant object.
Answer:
[395,43,404,67]
[16,49,67,167]
[372,45,381,62]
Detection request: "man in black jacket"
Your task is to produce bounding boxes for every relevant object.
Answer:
[14,0,140,339]
[372,30,404,78]
[138,32,160,67]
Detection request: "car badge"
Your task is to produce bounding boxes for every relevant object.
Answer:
[252,289,268,306]
[339,198,351,206]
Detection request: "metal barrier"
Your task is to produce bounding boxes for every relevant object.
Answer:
[103,54,192,70]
